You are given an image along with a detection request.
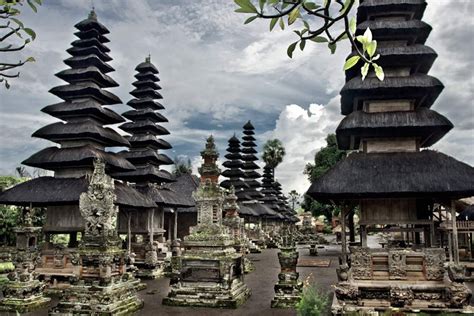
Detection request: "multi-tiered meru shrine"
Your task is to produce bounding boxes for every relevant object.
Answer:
[308,0,474,313]
[0,10,151,314]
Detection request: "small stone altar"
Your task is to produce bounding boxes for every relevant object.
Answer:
[49,160,143,315]
[163,136,251,308]
[271,229,302,308]
[0,208,50,314]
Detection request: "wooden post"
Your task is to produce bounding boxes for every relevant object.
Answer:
[348,210,355,243]
[168,212,173,241]
[173,209,178,241]
[448,233,453,263]
[360,225,367,247]
[150,209,154,245]
[127,213,131,255]
[451,200,459,264]
[341,206,347,266]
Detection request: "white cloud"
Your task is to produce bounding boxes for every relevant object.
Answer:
[262,97,342,195]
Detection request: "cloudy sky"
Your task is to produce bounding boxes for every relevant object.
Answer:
[1,0,473,195]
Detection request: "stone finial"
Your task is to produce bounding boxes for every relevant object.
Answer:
[146,54,151,63]
[88,8,97,20]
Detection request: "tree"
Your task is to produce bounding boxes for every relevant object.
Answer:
[301,134,346,221]
[1,0,42,89]
[262,138,286,178]
[288,189,300,211]
[172,156,192,176]
[233,0,384,80]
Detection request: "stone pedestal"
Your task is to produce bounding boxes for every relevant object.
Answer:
[271,235,302,308]
[0,226,51,314]
[163,224,251,308]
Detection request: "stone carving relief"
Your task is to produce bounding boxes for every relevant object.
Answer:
[388,250,407,280]
[350,247,372,279]
[390,286,414,307]
[424,248,445,281]
[79,159,118,240]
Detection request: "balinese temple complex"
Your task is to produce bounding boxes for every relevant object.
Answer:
[308,0,474,313]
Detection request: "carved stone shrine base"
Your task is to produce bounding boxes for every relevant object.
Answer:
[135,264,164,280]
[270,277,303,308]
[0,279,51,314]
[49,276,143,316]
[243,257,255,274]
[163,224,251,308]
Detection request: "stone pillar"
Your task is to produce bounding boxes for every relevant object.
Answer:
[451,200,459,264]
[271,230,302,308]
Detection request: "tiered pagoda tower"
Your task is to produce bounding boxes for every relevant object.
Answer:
[308,0,474,313]
[0,10,149,314]
[113,57,183,279]
[221,135,249,201]
[240,121,263,200]
[260,166,280,211]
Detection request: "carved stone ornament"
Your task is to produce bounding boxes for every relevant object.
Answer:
[334,283,358,301]
[388,250,407,280]
[447,282,472,308]
[447,263,466,283]
[424,248,446,281]
[390,286,414,307]
[350,247,372,279]
[79,159,118,240]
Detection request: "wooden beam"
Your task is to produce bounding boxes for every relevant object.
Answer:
[341,205,348,266]
[451,200,459,264]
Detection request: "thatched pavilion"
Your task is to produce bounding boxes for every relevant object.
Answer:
[307,0,474,313]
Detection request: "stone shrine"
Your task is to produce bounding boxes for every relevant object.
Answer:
[49,160,143,315]
[163,136,251,308]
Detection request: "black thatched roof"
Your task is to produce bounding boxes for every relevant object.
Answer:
[135,60,159,74]
[64,54,114,73]
[33,121,130,147]
[336,108,453,150]
[345,44,437,81]
[163,173,199,211]
[74,10,109,34]
[340,74,443,115]
[0,176,156,208]
[119,149,173,166]
[137,185,193,208]
[49,82,121,104]
[357,0,426,25]
[56,67,118,88]
[127,98,164,110]
[356,19,431,45]
[122,109,167,123]
[113,165,174,183]
[307,150,474,201]
[23,145,135,172]
[128,134,172,150]
[42,100,124,124]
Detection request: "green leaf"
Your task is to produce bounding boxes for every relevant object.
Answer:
[361,62,369,80]
[328,42,337,54]
[287,42,297,58]
[373,63,384,81]
[34,0,42,4]
[288,7,299,25]
[343,55,360,70]
[279,17,285,30]
[303,20,310,30]
[259,0,265,10]
[244,16,258,24]
[234,0,258,13]
[304,2,320,11]
[356,35,367,45]
[10,17,24,28]
[372,54,380,61]
[23,27,36,40]
[363,27,372,42]
[269,17,278,31]
[27,0,37,13]
[26,56,35,62]
[299,39,306,51]
[310,36,328,43]
[349,17,356,35]
[5,81,10,89]
[366,40,377,58]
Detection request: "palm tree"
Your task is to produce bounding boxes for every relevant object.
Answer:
[172,157,192,176]
[262,139,285,179]
[288,190,300,211]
